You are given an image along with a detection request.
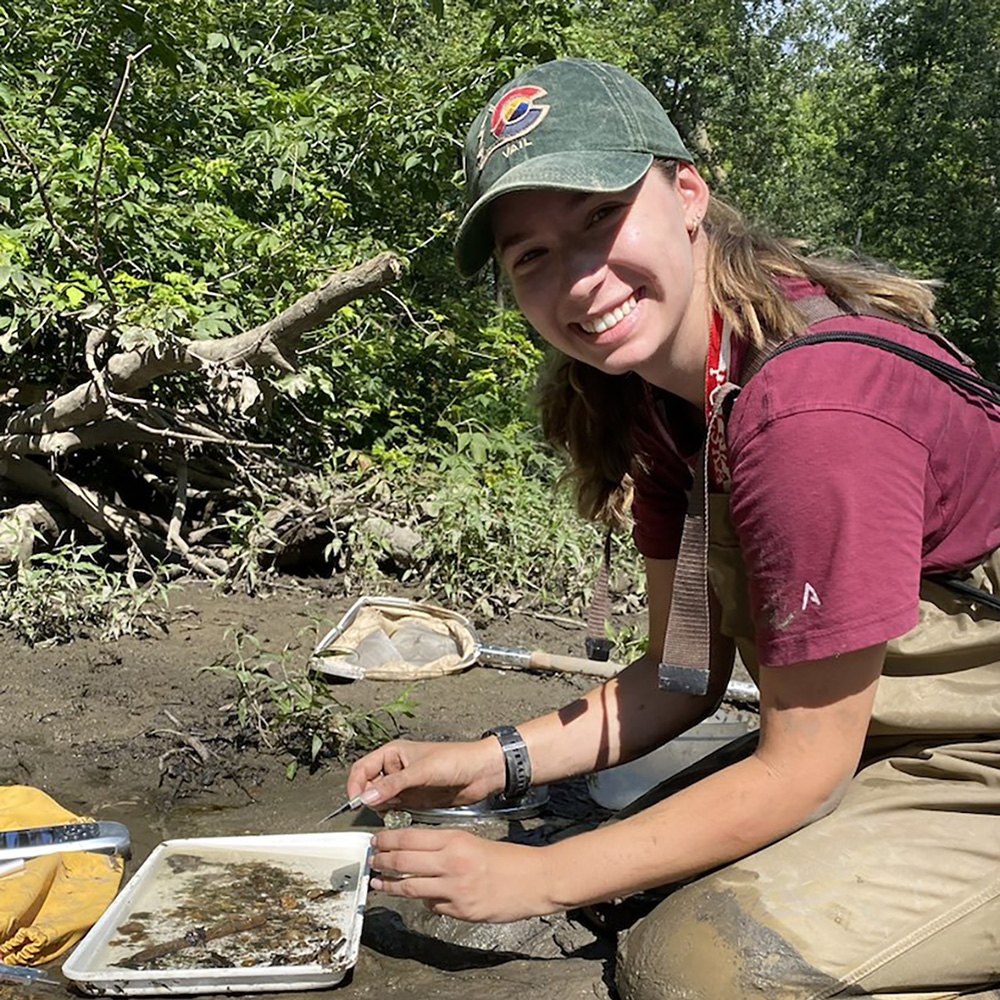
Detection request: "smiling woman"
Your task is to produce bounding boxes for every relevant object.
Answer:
[347,58,1000,1000]
[490,167,709,395]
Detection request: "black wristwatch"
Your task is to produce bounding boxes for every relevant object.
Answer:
[482,725,532,800]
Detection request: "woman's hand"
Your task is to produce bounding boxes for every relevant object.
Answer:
[345,738,504,812]
[370,828,553,922]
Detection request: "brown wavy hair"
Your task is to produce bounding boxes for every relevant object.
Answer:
[537,160,938,529]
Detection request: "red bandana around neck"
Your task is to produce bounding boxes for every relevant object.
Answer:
[703,309,739,490]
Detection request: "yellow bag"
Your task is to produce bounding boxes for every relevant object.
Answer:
[0,785,124,965]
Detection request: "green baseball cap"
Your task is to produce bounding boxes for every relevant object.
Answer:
[455,58,693,278]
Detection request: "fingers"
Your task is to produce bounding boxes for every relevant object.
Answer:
[370,829,466,884]
[372,846,450,877]
[346,739,492,813]
[345,741,412,799]
[373,827,457,853]
[370,874,446,901]
[371,829,450,872]
[364,753,462,809]
[366,830,512,921]
[345,748,391,799]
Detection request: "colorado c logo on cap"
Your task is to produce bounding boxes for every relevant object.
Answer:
[491,85,549,139]
[477,85,549,170]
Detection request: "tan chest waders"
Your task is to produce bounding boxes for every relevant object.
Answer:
[616,298,1000,1000]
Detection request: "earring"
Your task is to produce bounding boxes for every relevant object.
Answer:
[688,214,702,233]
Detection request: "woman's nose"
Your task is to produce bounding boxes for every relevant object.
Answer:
[563,250,606,302]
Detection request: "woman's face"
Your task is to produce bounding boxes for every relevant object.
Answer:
[491,163,710,397]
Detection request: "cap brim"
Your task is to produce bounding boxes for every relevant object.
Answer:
[454,150,654,279]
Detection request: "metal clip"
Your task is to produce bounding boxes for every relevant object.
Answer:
[658,662,710,696]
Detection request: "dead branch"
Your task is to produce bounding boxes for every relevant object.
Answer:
[6,251,403,436]
[167,452,188,553]
[0,420,162,457]
[149,728,214,764]
[91,45,151,311]
[1,455,166,552]
[121,443,236,494]
[0,114,90,261]
[0,405,266,458]
[0,455,226,578]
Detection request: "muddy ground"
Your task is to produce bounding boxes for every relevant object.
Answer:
[0,580,753,1000]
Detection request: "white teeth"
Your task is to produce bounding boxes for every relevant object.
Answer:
[581,294,636,334]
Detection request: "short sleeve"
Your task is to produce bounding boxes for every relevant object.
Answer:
[727,407,929,666]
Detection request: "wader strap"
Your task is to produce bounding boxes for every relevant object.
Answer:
[742,294,976,382]
[794,292,844,326]
[764,332,1000,404]
[737,293,843,384]
[658,382,741,695]
[927,575,1000,613]
[585,530,614,661]
[656,295,846,694]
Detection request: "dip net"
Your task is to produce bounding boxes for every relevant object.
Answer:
[310,598,478,681]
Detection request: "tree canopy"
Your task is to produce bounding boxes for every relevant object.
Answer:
[1,0,998,602]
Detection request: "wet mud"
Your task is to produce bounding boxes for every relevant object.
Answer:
[0,580,621,999]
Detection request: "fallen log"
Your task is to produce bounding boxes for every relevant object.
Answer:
[0,456,227,578]
[7,253,403,437]
[0,252,404,578]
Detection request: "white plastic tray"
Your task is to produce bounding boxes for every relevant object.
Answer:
[63,832,372,995]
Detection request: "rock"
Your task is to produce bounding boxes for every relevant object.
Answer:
[347,946,610,999]
[362,899,605,963]
[362,517,423,568]
[0,502,57,566]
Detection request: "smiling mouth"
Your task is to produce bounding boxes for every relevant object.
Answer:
[579,292,639,335]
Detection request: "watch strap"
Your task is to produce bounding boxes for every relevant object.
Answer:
[482,725,531,800]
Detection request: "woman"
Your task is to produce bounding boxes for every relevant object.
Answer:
[348,58,1000,1000]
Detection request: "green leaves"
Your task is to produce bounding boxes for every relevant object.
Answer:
[0,540,172,646]
[270,166,289,191]
[831,0,1000,364]
[2,0,997,621]
[205,631,418,775]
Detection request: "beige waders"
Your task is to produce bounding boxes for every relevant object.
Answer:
[616,495,1000,1000]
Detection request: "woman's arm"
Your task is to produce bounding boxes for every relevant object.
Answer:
[371,642,884,921]
[539,642,884,907]
[520,557,735,784]
[348,557,733,809]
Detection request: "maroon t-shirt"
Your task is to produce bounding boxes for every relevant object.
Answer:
[631,283,1000,667]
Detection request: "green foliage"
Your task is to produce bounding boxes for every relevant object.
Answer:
[206,630,417,775]
[833,0,1000,366]
[420,432,604,613]
[1,0,997,632]
[311,430,634,617]
[0,540,172,645]
[605,619,648,665]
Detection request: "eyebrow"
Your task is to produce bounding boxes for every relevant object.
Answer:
[496,230,528,255]
[494,190,597,255]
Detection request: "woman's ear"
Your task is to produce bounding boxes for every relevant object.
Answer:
[675,162,710,232]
